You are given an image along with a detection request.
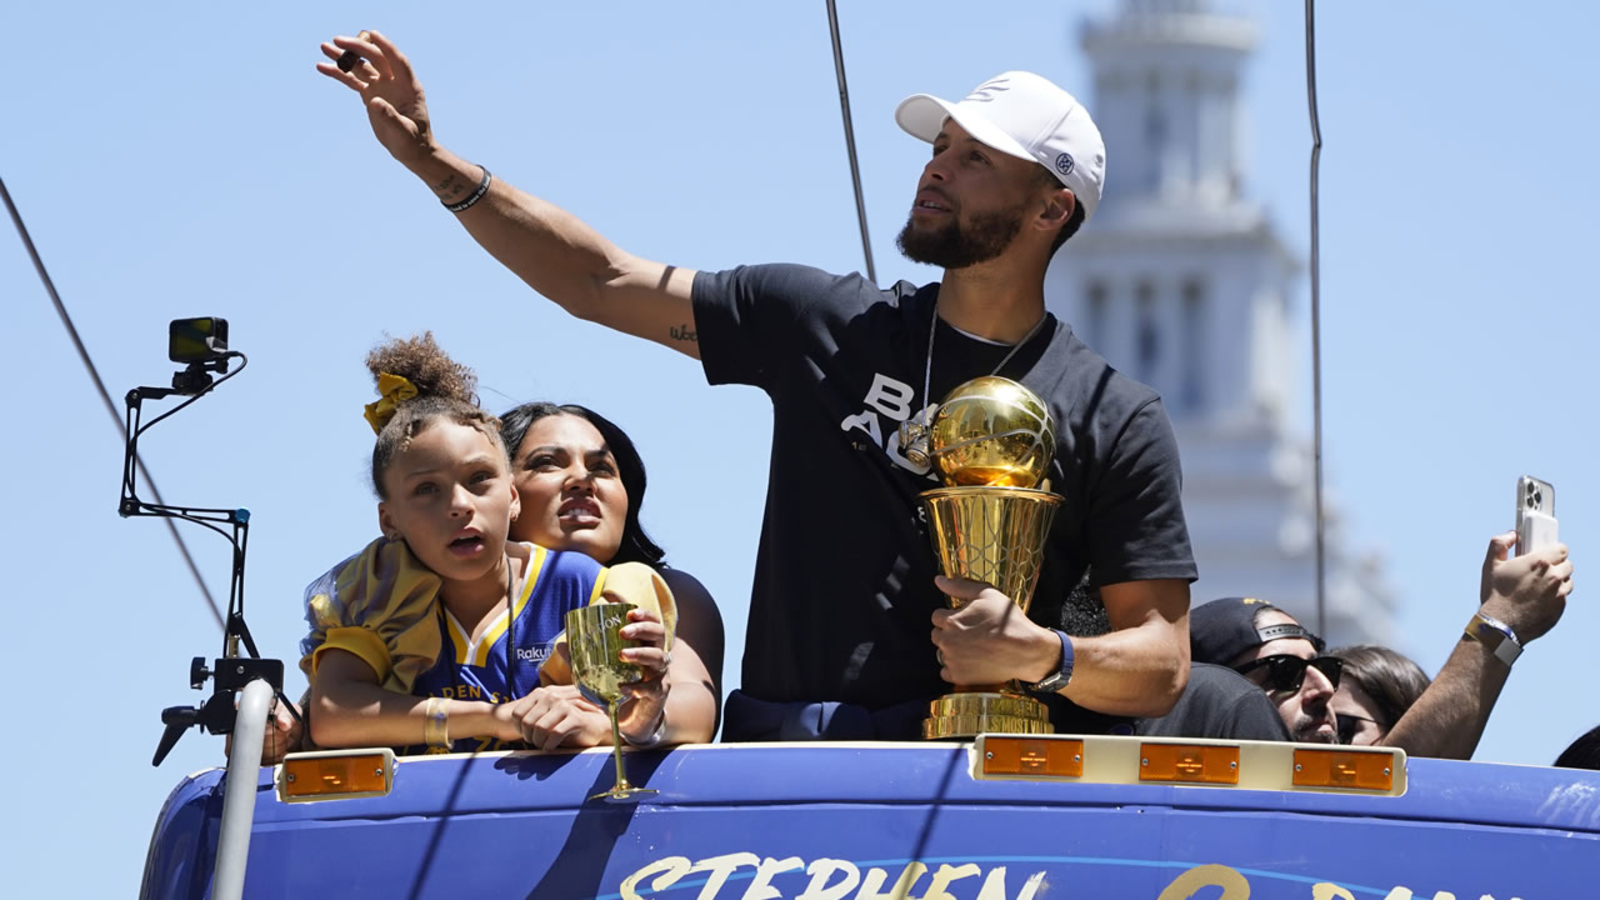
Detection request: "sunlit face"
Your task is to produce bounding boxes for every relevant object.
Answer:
[508,414,629,564]
[1332,681,1387,746]
[377,421,519,585]
[896,119,1050,269]
[1232,610,1339,744]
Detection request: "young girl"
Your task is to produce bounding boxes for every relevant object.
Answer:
[300,334,674,753]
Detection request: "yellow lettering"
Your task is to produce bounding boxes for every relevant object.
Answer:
[975,868,1011,900]
[1382,890,1414,900]
[1157,864,1251,900]
[1314,885,1357,900]
[855,863,927,900]
[620,856,692,900]
[690,852,761,900]
[740,857,805,900]
[797,859,861,900]
[919,864,981,900]
[1013,872,1046,900]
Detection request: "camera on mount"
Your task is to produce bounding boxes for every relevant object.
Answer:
[169,317,231,395]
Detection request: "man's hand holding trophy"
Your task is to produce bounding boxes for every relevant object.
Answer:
[920,376,1065,740]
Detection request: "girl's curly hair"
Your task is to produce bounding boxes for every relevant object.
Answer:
[366,332,506,499]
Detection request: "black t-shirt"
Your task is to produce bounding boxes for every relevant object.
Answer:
[1135,664,1292,741]
[693,264,1196,726]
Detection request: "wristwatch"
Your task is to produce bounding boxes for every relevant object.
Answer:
[1463,612,1523,668]
[1027,628,1075,693]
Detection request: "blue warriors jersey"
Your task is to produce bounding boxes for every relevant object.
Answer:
[406,544,606,754]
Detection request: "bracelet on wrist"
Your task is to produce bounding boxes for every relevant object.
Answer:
[443,165,492,213]
[1463,611,1523,668]
[622,706,668,750]
[423,696,451,750]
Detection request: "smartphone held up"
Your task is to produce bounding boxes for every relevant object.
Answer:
[1515,475,1558,556]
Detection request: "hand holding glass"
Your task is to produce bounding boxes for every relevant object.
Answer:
[565,602,658,801]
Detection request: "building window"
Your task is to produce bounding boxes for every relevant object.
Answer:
[1085,280,1108,348]
[1181,280,1206,412]
[1136,282,1159,384]
[1144,106,1166,190]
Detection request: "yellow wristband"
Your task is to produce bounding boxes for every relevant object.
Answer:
[423,696,450,750]
[1464,612,1523,668]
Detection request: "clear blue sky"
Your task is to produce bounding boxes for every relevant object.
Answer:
[2,2,1595,894]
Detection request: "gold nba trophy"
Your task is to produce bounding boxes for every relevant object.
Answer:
[921,376,1064,740]
[566,603,658,801]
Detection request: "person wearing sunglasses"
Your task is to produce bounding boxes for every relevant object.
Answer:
[1327,644,1430,747]
[1186,597,1341,744]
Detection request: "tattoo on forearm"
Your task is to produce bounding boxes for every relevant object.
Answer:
[669,324,697,343]
[431,173,467,199]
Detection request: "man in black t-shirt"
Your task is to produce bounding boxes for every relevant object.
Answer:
[322,33,1197,739]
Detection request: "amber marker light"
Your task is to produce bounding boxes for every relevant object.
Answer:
[982,736,1085,777]
[1291,748,1395,792]
[277,749,395,803]
[1138,743,1240,785]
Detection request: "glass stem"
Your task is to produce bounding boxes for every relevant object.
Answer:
[608,697,629,790]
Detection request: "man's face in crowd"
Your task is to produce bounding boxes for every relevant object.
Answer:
[896,119,1045,269]
[1231,610,1339,744]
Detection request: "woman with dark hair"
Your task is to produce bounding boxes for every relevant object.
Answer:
[1327,644,1431,746]
[497,402,724,746]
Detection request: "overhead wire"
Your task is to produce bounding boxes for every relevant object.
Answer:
[2,176,226,632]
[825,0,877,285]
[1304,0,1327,636]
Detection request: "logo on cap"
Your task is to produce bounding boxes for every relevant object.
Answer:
[1055,153,1075,176]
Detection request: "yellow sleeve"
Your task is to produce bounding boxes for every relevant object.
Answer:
[538,561,678,687]
[312,626,393,683]
[602,562,678,651]
[298,537,444,695]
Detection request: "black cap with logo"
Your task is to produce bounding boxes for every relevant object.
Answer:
[1190,597,1325,667]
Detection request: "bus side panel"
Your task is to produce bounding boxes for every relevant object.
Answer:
[139,772,219,900]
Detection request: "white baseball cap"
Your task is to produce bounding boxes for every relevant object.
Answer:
[895,71,1106,223]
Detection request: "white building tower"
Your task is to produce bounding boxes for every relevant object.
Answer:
[1047,0,1392,645]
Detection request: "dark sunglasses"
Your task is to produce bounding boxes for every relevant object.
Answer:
[1336,713,1385,746]
[1234,654,1343,694]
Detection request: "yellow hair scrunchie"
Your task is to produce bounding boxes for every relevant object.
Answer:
[363,372,419,434]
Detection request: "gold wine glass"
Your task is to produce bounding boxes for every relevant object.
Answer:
[565,602,658,802]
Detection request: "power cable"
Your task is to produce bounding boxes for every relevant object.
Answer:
[2,176,226,632]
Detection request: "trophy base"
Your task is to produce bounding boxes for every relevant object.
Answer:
[922,690,1053,740]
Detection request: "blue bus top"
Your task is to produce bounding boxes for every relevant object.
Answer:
[141,738,1600,900]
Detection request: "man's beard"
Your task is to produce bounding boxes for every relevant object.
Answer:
[896,203,1025,269]
[1291,711,1338,744]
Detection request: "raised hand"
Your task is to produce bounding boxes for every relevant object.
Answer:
[1479,531,1574,643]
[316,30,436,170]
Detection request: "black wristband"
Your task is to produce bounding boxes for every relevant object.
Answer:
[443,165,492,213]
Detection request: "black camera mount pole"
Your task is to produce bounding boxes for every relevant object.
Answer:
[121,352,298,766]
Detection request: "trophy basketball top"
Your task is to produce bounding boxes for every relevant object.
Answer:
[928,376,1056,489]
